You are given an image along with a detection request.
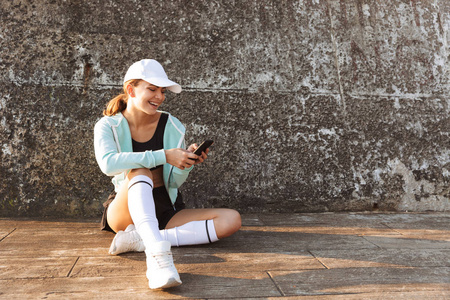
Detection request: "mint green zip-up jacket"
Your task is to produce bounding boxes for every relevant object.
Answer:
[94,111,193,204]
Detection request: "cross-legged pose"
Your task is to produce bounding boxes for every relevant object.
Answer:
[94,59,241,289]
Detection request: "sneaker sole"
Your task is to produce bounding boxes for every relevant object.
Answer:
[149,277,182,289]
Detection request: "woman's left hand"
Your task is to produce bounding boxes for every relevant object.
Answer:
[187,143,209,164]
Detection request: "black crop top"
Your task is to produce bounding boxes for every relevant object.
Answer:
[132,113,168,170]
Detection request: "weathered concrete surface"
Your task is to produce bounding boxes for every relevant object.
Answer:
[0,1,449,217]
[0,213,449,299]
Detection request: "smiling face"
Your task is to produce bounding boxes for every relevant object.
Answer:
[127,80,167,115]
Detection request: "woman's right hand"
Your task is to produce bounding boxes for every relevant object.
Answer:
[164,148,198,170]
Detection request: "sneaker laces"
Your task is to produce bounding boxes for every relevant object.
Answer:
[124,237,143,252]
[117,230,143,252]
[151,251,174,269]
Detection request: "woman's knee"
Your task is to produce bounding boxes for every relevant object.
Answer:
[228,209,242,232]
[217,209,241,238]
[127,168,153,181]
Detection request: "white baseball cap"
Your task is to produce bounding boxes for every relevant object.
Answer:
[123,59,182,93]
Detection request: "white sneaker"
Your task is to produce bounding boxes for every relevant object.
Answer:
[146,240,182,289]
[109,224,145,255]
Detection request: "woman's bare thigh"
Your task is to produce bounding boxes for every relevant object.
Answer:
[107,169,154,233]
[106,181,133,233]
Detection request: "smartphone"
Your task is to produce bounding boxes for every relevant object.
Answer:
[193,140,214,156]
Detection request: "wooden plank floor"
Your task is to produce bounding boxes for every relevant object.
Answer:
[0,213,449,299]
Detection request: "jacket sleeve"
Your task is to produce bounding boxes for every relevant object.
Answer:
[94,119,166,176]
[168,167,192,188]
[167,137,193,188]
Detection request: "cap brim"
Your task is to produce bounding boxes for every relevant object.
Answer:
[143,77,182,94]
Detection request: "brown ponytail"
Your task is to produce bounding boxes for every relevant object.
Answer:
[103,79,141,116]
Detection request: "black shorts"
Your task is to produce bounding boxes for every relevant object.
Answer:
[101,186,185,233]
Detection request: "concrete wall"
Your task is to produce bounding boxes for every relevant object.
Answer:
[0,0,449,217]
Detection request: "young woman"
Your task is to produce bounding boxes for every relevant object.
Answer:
[94,59,241,289]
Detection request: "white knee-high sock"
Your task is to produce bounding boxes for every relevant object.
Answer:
[160,220,219,247]
[127,175,163,249]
